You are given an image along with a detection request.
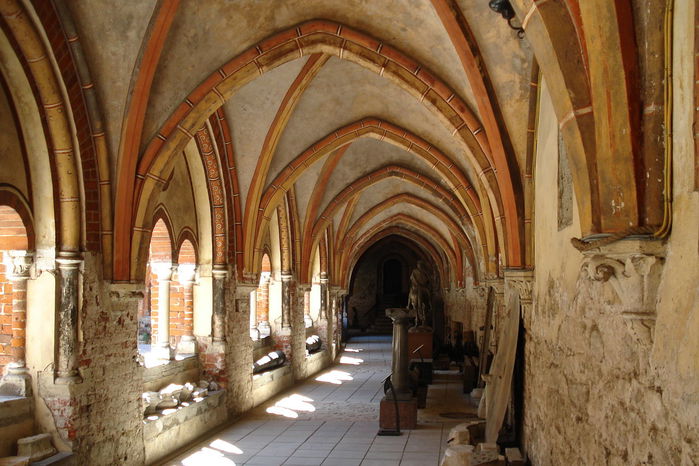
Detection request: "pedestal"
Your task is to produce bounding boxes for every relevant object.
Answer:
[407,330,433,360]
[379,397,417,430]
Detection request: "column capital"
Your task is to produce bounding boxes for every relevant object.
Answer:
[235,282,258,299]
[281,271,293,282]
[178,263,197,282]
[7,250,34,280]
[504,268,534,305]
[109,283,145,301]
[152,261,174,280]
[581,239,665,345]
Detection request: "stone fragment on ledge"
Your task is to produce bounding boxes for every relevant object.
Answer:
[17,434,56,462]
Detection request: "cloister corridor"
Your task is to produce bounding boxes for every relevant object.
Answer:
[162,336,474,466]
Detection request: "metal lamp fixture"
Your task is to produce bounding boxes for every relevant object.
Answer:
[489,0,525,38]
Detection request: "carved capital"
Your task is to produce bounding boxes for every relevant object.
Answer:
[582,240,665,345]
[7,251,34,280]
[504,269,534,305]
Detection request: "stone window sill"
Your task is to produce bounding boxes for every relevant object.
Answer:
[138,344,196,369]
[253,363,291,388]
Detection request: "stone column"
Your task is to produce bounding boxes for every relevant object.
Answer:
[292,284,308,379]
[256,275,271,337]
[386,308,412,400]
[154,262,175,360]
[211,267,228,343]
[55,254,82,384]
[280,272,292,328]
[318,273,328,319]
[177,263,197,355]
[229,282,256,415]
[302,286,312,328]
[1,251,33,395]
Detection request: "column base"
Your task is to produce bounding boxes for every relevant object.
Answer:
[177,336,197,355]
[380,397,417,430]
[304,315,313,328]
[0,364,32,396]
[156,344,176,361]
[258,322,271,338]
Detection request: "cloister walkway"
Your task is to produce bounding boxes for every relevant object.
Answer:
[162,335,476,466]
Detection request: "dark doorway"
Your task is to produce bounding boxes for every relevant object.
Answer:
[383,259,402,294]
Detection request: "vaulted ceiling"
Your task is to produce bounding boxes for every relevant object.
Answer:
[40,0,659,286]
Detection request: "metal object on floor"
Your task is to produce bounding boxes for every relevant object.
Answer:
[377,374,401,436]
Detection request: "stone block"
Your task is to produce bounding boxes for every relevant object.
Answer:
[0,457,29,466]
[407,330,433,359]
[30,452,75,465]
[505,447,524,466]
[440,445,473,466]
[379,397,417,430]
[16,434,55,462]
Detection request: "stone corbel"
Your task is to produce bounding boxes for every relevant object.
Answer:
[582,240,665,346]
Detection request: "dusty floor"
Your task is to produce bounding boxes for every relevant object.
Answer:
[162,336,477,466]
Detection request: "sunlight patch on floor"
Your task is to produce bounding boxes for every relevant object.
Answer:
[209,439,243,454]
[181,447,238,465]
[266,393,315,418]
[339,355,364,365]
[315,369,353,385]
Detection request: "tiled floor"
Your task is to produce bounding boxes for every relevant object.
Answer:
[162,335,477,466]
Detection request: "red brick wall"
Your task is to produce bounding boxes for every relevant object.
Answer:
[0,206,28,373]
[0,253,12,372]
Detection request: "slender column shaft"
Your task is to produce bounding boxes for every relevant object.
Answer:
[281,272,292,328]
[256,277,270,337]
[212,267,228,342]
[8,251,32,368]
[177,264,196,354]
[55,254,82,383]
[303,288,312,327]
[154,263,175,359]
[386,308,411,400]
[319,274,328,320]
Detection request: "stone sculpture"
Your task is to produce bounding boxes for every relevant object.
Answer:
[407,260,432,330]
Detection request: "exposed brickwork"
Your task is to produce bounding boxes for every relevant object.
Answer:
[0,253,12,371]
[31,0,101,252]
[41,256,145,464]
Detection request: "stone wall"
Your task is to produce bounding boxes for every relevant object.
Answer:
[522,58,699,465]
[38,255,146,464]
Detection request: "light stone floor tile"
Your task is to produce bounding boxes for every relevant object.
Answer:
[322,459,362,466]
[361,460,401,466]
[245,456,286,465]
[163,335,477,466]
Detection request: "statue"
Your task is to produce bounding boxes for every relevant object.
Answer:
[407,260,432,330]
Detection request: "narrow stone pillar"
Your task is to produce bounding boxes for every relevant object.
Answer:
[319,273,328,319]
[292,284,308,379]
[177,263,197,355]
[256,275,271,337]
[55,254,82,384]
[303,286,312,328]
[280,272,292,328]
[386,308,412,400]
[229,282,257,415]
[211,267,228,343]
[1,251,33,395]
[154,262,175,360]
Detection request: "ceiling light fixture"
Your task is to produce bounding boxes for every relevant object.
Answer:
[488,0,525,38]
